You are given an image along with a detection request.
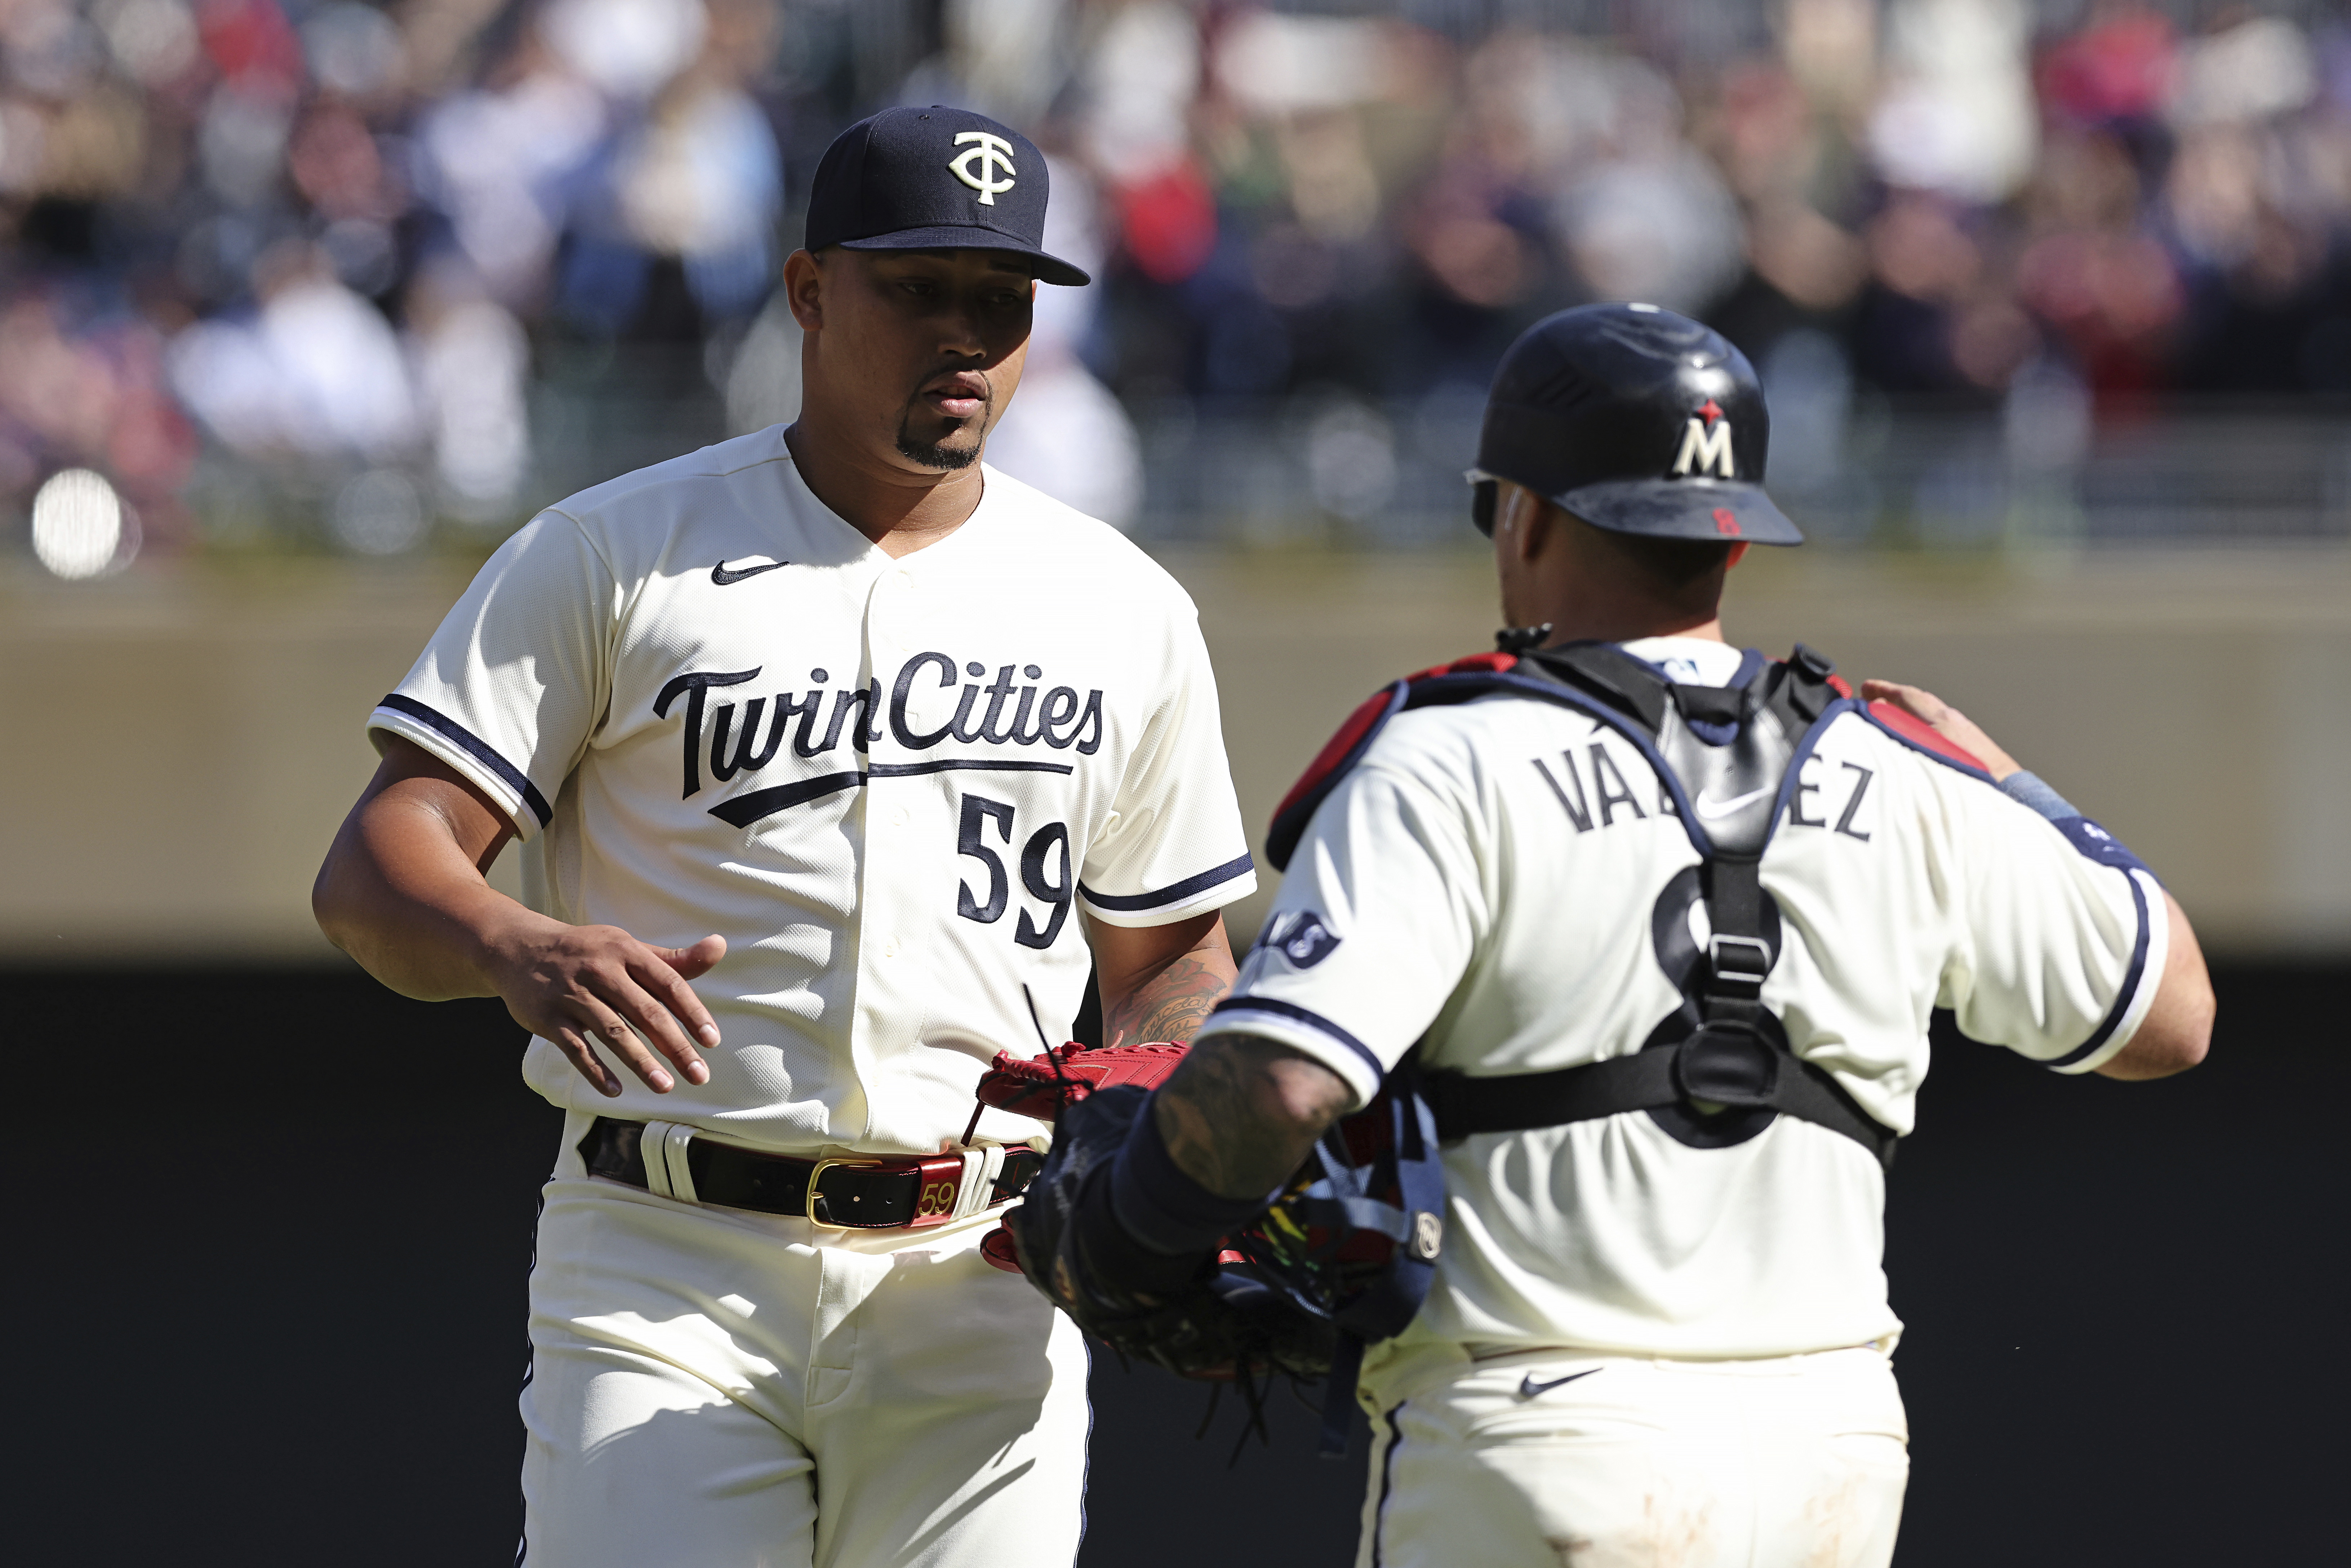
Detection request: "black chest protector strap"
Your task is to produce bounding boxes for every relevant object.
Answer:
[1423,643,1899,1169]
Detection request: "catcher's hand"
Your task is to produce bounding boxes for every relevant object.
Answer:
[1005,1084,1333,1380]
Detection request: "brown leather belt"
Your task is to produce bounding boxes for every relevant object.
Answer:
[578,1116,1043,1229]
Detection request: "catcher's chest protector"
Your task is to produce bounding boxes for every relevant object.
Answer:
[1270,640,1905,1172]
[1253,641,1917,1452]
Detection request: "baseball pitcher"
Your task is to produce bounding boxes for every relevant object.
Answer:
[313,108,1256,1567]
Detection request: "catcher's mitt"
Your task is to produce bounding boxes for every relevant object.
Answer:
[972,1037,1440,1457]
[1006,1083,1337,1383]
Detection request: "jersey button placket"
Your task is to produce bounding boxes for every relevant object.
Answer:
[855,570,914,1076]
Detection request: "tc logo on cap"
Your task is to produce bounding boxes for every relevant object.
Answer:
[948,130,1018,205]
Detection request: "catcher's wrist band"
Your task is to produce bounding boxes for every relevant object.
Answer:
[2000,771,2156,881]
[1109,1098,1276,1257]
[1999,771,2077,821]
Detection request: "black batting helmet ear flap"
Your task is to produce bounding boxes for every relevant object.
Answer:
[1467,470,1499,538]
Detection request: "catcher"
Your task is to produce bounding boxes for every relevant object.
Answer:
[1001,304,2214,1567]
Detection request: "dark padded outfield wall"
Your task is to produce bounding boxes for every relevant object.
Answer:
[7,965,2337,1567]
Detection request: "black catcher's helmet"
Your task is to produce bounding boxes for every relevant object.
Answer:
[1470,302,1802,546]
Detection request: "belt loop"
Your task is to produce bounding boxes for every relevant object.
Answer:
[951,1144,1005,1221]
[639,1121,676,1200]
[951,1148,985,1220]
[663,1123,699,1205]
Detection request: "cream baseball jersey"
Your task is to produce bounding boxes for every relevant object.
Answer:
[369,427,1255,1154]
[1196,636,2163,1360]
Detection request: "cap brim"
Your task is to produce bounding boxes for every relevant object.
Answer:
[1554,479,1805,546]
[834,227,1091,286]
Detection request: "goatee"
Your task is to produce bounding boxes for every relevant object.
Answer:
[896,415,983,471]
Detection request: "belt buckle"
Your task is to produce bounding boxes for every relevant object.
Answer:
[805,1158,888,1230]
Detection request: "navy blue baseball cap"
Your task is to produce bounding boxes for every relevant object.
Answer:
[1472,303,1802,546]
[803,107,1090,287]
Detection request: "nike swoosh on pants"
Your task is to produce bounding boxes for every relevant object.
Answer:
[1517,1368,1601,1400]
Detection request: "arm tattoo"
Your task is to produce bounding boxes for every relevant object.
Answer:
[1104,944,1232,1048]
[1154,1033,1354,1199]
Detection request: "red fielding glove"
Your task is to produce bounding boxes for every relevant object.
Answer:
[980,1224,1026,1274]
[973,1041,1191,1124]
[974,1041,1192,1276]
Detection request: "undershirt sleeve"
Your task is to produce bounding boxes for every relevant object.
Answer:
[365,511,618,840]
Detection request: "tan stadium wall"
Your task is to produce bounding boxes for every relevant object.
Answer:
[1,545,2344,963]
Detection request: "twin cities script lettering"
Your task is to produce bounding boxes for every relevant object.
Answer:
[652,651,1105,828]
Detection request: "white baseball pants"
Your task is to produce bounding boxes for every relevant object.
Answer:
[517,1112,1090,1568]
[1355,1341,1909,1568]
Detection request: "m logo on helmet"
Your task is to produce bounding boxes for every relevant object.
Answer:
[1672,398,1736,479]
[948,131,1018,206]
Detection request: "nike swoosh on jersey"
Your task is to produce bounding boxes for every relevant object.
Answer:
[1693,785,1773,820]
[1516,1368,1601,1400]
[711,557,789,585]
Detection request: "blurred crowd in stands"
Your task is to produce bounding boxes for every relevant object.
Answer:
[5,0,2351,558]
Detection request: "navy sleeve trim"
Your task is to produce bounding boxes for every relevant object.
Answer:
[376,694,554,828]
[2048,871,2153,1070]
[2046,814,2158,882]
[1207,995,1385,1081]
[1079,853,1254,912]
